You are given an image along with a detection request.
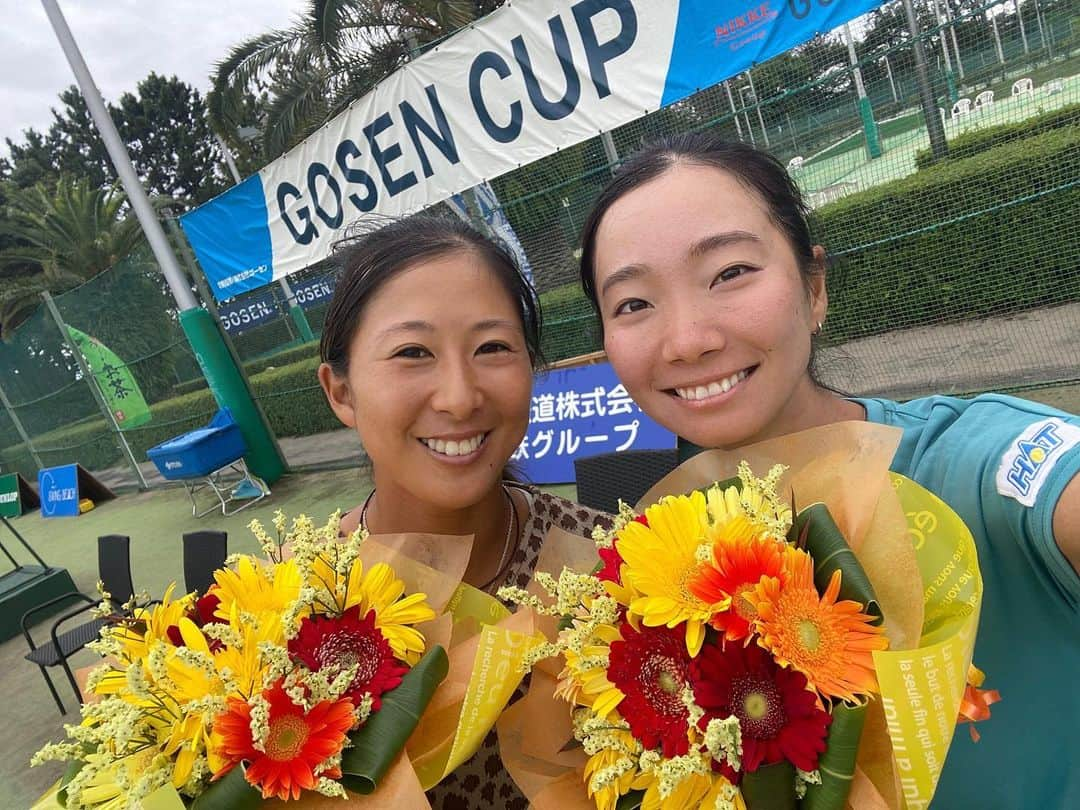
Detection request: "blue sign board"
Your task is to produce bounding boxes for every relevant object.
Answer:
[38,464,80,518]
[513,362,674,484]
[291,275,336,310]
[218,289,279,334]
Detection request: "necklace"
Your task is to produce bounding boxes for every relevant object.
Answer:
[359,485,518,593]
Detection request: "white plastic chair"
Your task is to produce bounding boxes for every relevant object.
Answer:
[951,98,972,119]
[1045,79,1064,95]
[1011,77,1034,97]
[974,90,994,112]
[787,156,805,172]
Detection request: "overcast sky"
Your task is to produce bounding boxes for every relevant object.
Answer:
[0,1,301,154]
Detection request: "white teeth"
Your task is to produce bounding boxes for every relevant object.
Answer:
[675,370,749,401]
[423,433,485,456]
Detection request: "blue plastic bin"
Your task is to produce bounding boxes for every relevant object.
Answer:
[146,409,247,480]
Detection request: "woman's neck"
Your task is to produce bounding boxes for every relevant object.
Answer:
[363,477,514,589]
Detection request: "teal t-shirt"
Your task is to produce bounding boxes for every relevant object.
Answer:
[856,394,1080,809]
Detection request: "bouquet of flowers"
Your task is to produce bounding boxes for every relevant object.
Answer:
[497,423,993,810]
[34,510,542,809]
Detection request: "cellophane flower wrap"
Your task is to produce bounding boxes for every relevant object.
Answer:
[497,423,994,810]
[33,510,544,809]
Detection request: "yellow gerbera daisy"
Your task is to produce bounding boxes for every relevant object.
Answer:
[557,621,625,718]
[212,556,302,634]
[355,561,436,665]
[752,548,888,702]
[584,732,650,810]
[638,761,745,810]
[618,491,729,656]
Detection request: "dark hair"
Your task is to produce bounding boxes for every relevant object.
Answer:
[579,133,818,311]
[320,213,542,375]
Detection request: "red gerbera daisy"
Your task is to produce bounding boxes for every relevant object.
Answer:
[607,621,692,757]
[289,605,408,710]
[211,680,353,800]
[691,640,830,773]
[166,589,227,650]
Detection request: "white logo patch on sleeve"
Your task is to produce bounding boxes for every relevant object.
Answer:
[995,418,1080,507]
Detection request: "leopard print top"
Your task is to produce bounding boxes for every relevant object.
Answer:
[426,484,612,810]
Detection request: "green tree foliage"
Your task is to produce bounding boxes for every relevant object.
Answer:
[208,0,505,160]
[1,74,224,205]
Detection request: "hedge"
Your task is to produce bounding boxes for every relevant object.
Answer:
[819,126,1080,342]
[914,102,1079,169]
[1,355,337,478]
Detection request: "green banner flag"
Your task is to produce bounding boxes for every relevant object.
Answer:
[67,327,152,429]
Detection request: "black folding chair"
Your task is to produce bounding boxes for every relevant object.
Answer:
[183,530,227,594]
[22,534,135,715]
[574,449,679,515]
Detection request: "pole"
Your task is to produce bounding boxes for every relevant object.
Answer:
[990,8,1006,67]
[1032,0,1052,59]
[2,516,50,569]
[0,382,44,470]
[903,0,949,161]
[600,131,620,175]
[41,0,286,483]
[932,0,959,103]
[214,132,314,343]
[943,0,965,80]
[41,292,149,490]
[745,70,770,148]
[844,23,882,159]
[1016,0,1029,55]
[723,81,745,140]
[882,52,900,103]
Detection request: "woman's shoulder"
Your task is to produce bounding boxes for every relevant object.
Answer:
[510,483,613,538]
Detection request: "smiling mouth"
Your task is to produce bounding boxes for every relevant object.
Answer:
[419,432,488,457]
[669,368,754,401]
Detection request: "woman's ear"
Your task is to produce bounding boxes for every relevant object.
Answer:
[808,245,829,327]
[317,362,358,429]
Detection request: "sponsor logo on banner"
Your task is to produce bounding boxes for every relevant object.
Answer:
[714,2,779,50]
[996,418,1080,507]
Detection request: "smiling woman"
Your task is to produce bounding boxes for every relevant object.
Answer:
[316,214,611,809]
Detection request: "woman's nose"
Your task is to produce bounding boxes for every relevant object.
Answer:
[430,360,484,419]
[660,298,726,364]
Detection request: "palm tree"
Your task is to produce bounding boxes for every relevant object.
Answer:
[0,177,147,337]
[208,1,504,160]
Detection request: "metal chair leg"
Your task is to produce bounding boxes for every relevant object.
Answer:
[60,657,83,707]
[39,665,67,715]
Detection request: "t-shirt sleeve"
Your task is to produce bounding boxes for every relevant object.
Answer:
[968,401,1080,606]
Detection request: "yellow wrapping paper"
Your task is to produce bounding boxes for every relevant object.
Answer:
[499,422,983,810]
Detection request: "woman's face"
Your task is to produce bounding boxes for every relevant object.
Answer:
[592,163,827,449]
[319,249,533,510]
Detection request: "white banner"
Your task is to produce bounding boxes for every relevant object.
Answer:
[181,0,885,300]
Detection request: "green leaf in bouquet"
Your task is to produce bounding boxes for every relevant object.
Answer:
[56,757,85,806]
[801,702,867,810]
[741,760,797,809]
[615,788,644,810]
[188,764,263,810]
[339,644,450,794]
[790,504,882,624]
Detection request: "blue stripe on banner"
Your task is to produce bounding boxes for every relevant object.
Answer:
[662,0,885,107]
[179,174,274,302]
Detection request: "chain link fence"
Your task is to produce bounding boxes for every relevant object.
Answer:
[2,0,1077,485]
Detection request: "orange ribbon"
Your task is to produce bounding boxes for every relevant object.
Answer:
[957,665,1001,742]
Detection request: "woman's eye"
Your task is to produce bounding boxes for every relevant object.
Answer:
[394,346,430,359]
[714,265,754,284]
[477,341,511,355]
[614,298,650,316]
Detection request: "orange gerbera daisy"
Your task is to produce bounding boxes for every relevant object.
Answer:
[751,548,888,703]
[211,680,354,800]
[688,528,789,644]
